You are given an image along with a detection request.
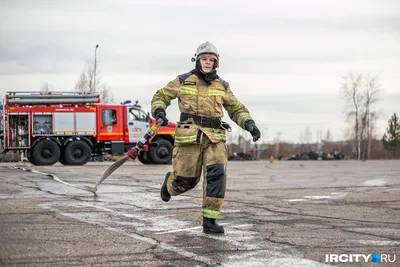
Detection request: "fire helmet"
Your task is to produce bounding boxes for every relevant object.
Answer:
[191,41,219,68]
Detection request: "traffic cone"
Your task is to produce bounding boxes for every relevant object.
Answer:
[270,156,274,163]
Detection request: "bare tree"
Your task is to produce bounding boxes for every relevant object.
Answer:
[315,127,323,143]
[86,60,99,92]
[99,88,114,104]
[304,125,312,144]
[340,72,383,159]
[298,125,312,152]
[75,72,88,92]
[362,74,382,159]
[315,127,324,152]
[273,131,283,157]
[99,83,115,104]
[340,72,364,159]
[321,128,334,153]
[367,112,380,158]
[74,60,114,103]
[40,83,54,92]
[325,129,333,142]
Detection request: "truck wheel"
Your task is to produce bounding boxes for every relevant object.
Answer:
[63,140,91,165]
[149,138,173,164]
[32,139,60,166]
[59,154,68,165]
[27,156,37,165]
[138,151,154,164]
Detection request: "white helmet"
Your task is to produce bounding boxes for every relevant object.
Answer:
[191,41,219,68]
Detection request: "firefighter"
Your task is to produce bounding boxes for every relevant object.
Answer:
[150,41,261,234]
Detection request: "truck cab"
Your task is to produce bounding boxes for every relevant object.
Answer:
[96,101,176,164]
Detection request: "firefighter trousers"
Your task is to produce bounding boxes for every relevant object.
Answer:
[166,133,227,219]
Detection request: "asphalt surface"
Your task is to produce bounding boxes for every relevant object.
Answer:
[0,160,399,267]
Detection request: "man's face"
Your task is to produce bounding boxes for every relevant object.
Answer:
[199,55,215,73]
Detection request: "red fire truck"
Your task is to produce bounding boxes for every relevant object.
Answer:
[0,91,176,165]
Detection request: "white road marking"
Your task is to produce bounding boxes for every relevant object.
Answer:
[222,209,242,213]
[39,202,218,266]
[155,223,230,235]
[362,179,387,186]
[287,199,307,202]
[232,224,254,228]
[285,179,389,203]
[303,195,333,199]
[285,178,390,203]
[287,192,348,202]
[154,223,252,235]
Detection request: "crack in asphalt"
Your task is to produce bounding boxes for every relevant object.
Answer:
[335,227,399,241]
[265,232,300,248]
[225,200,400,225]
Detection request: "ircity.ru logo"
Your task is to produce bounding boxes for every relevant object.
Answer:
[325,254,396,263]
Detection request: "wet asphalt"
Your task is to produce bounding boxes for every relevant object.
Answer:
[0,160,399,267]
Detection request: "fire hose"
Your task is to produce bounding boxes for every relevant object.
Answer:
[12,118,165,194]
[87,118,165,193]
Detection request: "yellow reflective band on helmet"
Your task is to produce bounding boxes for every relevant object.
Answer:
[175,134,198,143]
[208,90,226,96]
[180,86,198,95]
[202,209,219,219]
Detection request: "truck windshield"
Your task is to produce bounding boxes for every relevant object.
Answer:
[129,107,149,122]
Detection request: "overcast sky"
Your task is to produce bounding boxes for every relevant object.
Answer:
[0,0,399,143]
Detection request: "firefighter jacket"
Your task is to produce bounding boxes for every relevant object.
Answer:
[151,71,253,145]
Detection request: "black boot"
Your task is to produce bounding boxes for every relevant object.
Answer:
[160,172,171,202]
[203,217,224,234]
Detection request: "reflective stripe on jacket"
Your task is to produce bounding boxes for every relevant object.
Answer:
[151,72,253,144]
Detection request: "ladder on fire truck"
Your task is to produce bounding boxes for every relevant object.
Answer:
[5,91,100,105]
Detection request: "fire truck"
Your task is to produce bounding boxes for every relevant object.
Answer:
[0,91,176,165]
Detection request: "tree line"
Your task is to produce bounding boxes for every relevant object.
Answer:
[340,72,399,159]
[230,72,399,160]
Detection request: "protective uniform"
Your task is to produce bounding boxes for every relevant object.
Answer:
[151,41,260,234]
